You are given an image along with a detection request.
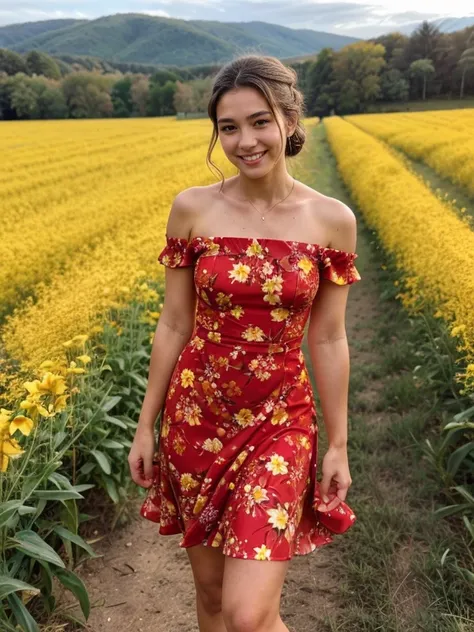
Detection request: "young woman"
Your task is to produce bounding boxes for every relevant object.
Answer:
[129,54,361,632]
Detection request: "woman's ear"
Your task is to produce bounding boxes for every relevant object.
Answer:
[286,112,298,137]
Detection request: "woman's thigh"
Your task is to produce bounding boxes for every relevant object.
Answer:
[186,544,226,611]
[222,557,290,630]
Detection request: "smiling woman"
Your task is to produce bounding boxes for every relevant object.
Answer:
[128,54,361,632]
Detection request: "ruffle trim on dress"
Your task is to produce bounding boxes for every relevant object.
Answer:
[157,235,362,286]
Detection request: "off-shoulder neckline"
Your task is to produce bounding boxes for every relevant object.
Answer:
[172,234,357,256]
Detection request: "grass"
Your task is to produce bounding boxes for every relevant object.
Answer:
[367,97,474,113]
[300,123,474,631]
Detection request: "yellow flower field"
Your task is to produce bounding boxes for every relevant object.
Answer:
[0,116,319,391]
[346,110,474,196]
[325,116,474,393]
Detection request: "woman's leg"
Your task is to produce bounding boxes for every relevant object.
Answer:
[221,557,290,632]
[186,544,227,632]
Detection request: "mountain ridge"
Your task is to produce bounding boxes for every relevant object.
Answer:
[0,14,359,66]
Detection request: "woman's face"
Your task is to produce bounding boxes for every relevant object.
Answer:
[216,86,293,176]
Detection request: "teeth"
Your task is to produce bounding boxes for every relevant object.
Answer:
[241,152,265,161]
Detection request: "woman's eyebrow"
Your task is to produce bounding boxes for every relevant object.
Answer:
[217,110,272,124]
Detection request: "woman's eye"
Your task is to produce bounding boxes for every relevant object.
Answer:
[220,119,269,133]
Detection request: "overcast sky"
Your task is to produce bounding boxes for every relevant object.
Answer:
[0,0,472,38]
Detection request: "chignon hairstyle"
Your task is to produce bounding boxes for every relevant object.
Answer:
[206,54,306,187]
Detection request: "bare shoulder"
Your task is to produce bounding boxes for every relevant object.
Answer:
[166,185,209,238]
[300,183,357,252]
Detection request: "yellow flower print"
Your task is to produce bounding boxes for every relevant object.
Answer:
[202,438,223,453]
[262,275,283,294]
[208,331,221,343]
[246,241,264,257]
[299,368,308,383]
[267,505,289,531]
[229,262,251,283]
[244,484,252,493]
[193,494,208,514]
[271,307,289,322]
[271,407,289,426]
[190,336,205,350]
[184,403,202,426]
[180,473,199,491]
[297,256,313,275]
[211,532,223,547]
[234,408,255,427]
[263,293,281,305]
[241,326,265,342]
[265,453,289,475]
[254,544,271,560]
[299,435,311,450]
[262,261,274,276]
[180,369,195,388]
[230,305,244,319]
[216,292,232,308]
[252,486,269,504]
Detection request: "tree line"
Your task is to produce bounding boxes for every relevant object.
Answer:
[0,21,473,120]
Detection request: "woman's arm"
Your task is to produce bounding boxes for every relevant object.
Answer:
[138,190,197,431]
[306,201,358,505]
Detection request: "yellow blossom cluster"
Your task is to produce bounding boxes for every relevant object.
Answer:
[325,116,474,393]
[346,110,474,196]
[0,337,90,471]
[1,116,317,387]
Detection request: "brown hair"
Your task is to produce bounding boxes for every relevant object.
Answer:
[206,54,306,187]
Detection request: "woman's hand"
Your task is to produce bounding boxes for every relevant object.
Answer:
[317,445,352,512]
[128,424,156,489]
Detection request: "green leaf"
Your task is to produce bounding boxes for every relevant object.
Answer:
[454,485,474,505]
[102,395,122,412]
[104,414,128,429]
[37,559,54,597]
[0,575,41,600]
[103,475,119,504]
[434,503,471,518]
[30,490,84,500]
[463,516,474,541]
[11,530,65,568]
[447,442,474,477]
[0,500,23,527]
[52,567,90,620]
[7,591,40,632]
[52,525,99,559]
[101,439,125,449]
[127,372,148,389]
[90,449,111,475]
[53,431,68,449]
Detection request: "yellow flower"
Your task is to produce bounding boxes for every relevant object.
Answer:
[38,373,67,395]
[265,454,289,475]
[193,494,207,514]
[180,473,199,491]
[267,505,289,531]
[271,308,289,322]
[202,438,223,453]
[228,263,251,283]
[297,256,313,275]
[9,415,34,437]
[246,241,264,257]
[66,362,86,375]
[262,275,283,294]
[180,369,195,388]
[230,305,244,319]
[184,404,202,426]
[241,326,265,342]
[0,436,25,472]
[208,331,221,343]
[254,544,271,560]
[271,407,288,426]
[252,486,269,504]
[234,408,255,427]
[263,293,281,305]
[76,354,91,364]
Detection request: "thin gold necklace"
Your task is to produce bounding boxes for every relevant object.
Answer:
[246,177,296,222]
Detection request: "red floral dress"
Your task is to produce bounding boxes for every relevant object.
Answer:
[140,235,362,560]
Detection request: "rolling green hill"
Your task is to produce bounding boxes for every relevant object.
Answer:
[0,13,359,66]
